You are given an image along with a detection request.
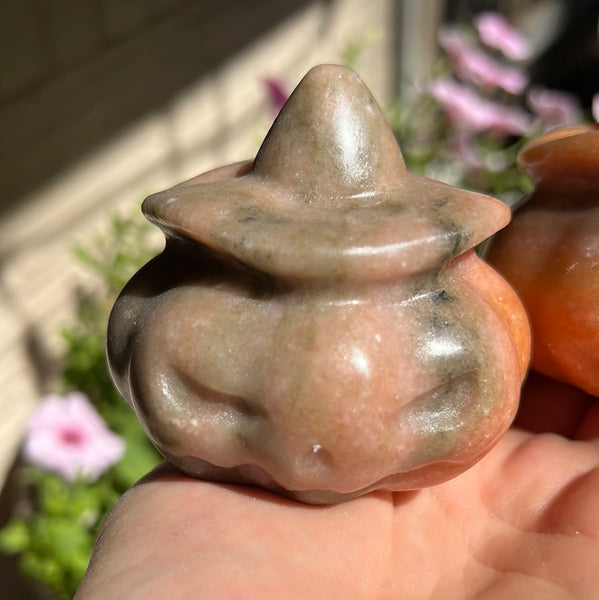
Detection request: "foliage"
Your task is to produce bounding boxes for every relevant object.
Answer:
[386,81,534,203]
[0,211,162,599]
[386,13,588,205]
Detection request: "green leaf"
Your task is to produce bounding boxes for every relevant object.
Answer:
[38,474,71,516]
[21,551,62,586]
[0,520,31,554]
[43,517,93,565]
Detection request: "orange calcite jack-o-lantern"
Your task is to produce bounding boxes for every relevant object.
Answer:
[487,125,599,396]
[107,65,530,504]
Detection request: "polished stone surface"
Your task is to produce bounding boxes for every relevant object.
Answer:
[107,64,530,503]
[488,125,599,396]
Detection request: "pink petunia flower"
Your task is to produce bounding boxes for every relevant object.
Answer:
[527,87,581,129]
[23,392,125,482]
[429,77,533,136]
[474,12,532,61]
[592,92,599,122]
[438,26,528,94]
[262,77,289,116]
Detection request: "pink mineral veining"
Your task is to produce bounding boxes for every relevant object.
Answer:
[107,64,530,504]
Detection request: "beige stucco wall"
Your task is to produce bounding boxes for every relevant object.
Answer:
[0,0,395,488]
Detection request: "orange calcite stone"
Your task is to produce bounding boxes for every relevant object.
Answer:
[487,125,599,396]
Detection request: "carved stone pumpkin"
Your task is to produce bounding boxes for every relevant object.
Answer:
[487,125,599,395]
[107,65,530,503]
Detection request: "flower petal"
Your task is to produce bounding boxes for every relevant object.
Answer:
[429,78,532,136]
[439,26,528,94]
[22,393,125,481]
[474,12,532,61]
[527,87,581,129]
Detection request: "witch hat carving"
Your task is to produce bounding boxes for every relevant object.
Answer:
[143,65,509,281]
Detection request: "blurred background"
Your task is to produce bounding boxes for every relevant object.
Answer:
[0,0,597,597]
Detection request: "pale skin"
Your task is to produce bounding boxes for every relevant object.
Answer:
[75,372,599,600]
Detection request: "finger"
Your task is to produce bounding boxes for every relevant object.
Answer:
[76,473,395,600]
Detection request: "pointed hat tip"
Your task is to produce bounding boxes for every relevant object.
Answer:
[254,64,405,202]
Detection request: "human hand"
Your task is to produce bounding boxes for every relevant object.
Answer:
[75,372,599,600]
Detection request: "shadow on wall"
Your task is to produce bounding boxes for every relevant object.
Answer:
[0,0,321,218]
